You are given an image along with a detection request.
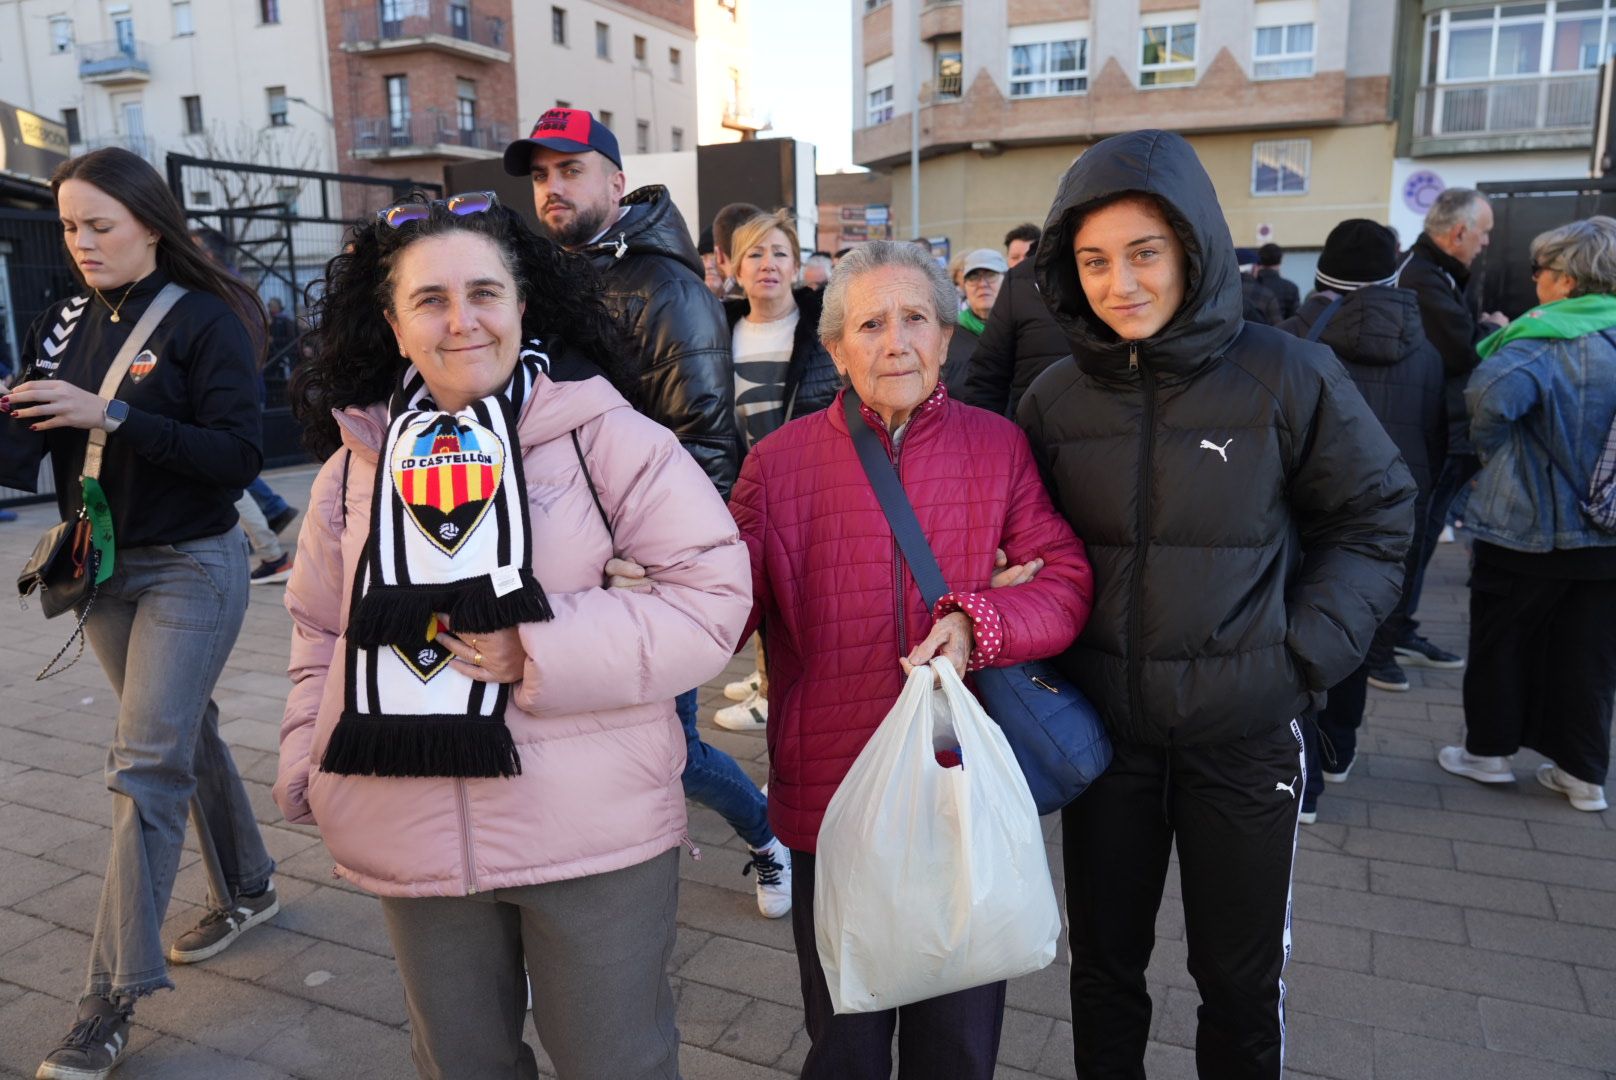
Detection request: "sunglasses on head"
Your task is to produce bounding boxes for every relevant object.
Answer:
[376,190,499,229]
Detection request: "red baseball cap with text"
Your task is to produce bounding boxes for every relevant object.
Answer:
[502,108,623,174]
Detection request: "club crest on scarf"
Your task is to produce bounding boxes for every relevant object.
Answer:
[390,413,507,556]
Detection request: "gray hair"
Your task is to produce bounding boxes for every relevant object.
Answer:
[801,253,834,279]
[1531,215,1616,297]
[1424,187,1487,237]
[819,240,958,347]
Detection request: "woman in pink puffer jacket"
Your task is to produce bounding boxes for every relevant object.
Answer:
[273,197,750,1080]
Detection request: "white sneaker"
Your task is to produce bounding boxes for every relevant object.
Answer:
[1298,809,1318,825]
[1438,524,1456,543]
[1437,745,1516,784]
[723,670,762,702]
[1322,758,1355,784]
[744,838,792,919]
[714,691,767,732]
[1537,764,1608,812]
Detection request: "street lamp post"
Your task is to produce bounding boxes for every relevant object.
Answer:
[909,0,920,241]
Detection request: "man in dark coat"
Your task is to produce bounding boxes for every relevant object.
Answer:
[1257,242,1301,320]
[1394,187,1508,675]
[957,252,1069,416]
[1279,219,1445,813]
[504,108,739,497]
[1020,130,1415,1079]
[942,247,1007,397]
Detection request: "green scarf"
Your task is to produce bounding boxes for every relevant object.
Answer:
[957,307,986,337]
[1477,293,1616,360]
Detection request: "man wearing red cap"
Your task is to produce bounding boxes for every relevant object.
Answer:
[503,107,739,493]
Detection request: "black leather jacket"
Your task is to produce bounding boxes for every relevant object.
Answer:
[578,186,740,496]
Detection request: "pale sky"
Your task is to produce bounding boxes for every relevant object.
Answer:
[748,5,857,173]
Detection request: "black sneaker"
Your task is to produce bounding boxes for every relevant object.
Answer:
[1394,634,1465,670]
[36,996,131,1080]
[1366,657,1410,692]
[249,554,293,585]
[267,506,299,535]
[168,882,280,963]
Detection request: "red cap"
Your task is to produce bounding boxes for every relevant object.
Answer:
[503,108,623,174]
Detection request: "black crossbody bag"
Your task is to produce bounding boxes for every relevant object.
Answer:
[842,391,1111,814]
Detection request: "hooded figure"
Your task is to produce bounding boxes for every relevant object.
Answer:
[1278,217,1445,823]
[1018,130,1417,1079]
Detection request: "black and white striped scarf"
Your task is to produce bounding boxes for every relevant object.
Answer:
[322,359,550,778]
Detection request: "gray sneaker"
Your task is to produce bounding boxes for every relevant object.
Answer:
[36,996,131,1080]
[168,882,280,964]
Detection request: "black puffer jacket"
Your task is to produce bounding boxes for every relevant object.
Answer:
[1019,130,1416,747]
[1396,232,1489,458]
[579,185,740,496]
[958,258,1069,416]
[723,285,841,449]
[1257,267,1301,321]
[1279,287,1445,497]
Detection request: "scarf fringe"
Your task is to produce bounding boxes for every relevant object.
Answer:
[346,573,553,648]
[321,711,523,778]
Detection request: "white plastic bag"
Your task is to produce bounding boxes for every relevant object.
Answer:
[814,659,1061,1015]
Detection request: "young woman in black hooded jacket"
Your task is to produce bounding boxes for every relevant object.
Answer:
[1018,130,1417,1080]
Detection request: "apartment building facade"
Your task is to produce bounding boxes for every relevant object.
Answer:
[0,0,340,181]
[852,0,1399,257]
[1,0,745,190]
[1388,0,1613,240]
[510,0,698,158]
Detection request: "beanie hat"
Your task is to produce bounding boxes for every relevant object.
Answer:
[1315,219,1399,292]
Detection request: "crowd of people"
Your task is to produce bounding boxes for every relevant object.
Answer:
[1,110,1612,1080]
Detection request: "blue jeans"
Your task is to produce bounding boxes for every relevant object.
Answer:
[247,476,290,520]
[82,529,274,1002]
[676,689,772,849]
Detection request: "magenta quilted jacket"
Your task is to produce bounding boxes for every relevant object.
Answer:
[730,386,1094,852]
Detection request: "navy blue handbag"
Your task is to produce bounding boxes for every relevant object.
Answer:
[843,392,1111,814]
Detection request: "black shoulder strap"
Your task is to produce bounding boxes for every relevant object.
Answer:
[842,391,949,609]
[1305,293,1348,343]
[571,429,614,541]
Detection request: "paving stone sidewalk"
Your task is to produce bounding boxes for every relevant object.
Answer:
[1,464,1613,1079]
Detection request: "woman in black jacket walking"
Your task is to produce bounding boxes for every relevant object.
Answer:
[1018,131,1416,1080]
[6,148,277,1080]
[1278,219,1446,822]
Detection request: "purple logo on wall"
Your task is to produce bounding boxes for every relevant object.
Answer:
[1403,170,1446,216]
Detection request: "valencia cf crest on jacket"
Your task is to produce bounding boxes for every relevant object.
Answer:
[390,413,507,556]
[128,350,158,383]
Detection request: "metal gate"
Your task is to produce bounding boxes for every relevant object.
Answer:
[165,154,443,465]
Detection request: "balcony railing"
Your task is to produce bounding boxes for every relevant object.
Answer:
[84,133,157,162]
[342,2,508,56]
[1415,73,1598,140]
[352,111,510,158]
[936,72,963,99]
[78,39,151,83]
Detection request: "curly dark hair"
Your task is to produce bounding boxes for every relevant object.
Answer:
[292,193,636,460]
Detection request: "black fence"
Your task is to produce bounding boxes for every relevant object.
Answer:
[165,154,442,466]
[0,205,80,505]
[1477,175,1616,318]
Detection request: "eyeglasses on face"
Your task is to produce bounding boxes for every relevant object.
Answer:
[376,190,499,229]
[1530,261,1561,279]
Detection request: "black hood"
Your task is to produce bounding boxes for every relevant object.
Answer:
[1292,286,1429,369]
[581,185,704,279]
[1033,130,1242,378]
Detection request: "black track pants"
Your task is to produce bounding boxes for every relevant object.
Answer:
[1064,723,1305,1080]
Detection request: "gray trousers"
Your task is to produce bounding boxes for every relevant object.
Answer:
[380,848,682,1080]
[82,529,273,1001]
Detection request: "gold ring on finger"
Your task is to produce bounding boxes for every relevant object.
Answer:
[473,652,485,667]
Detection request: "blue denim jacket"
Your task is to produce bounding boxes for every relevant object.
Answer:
[1464,328,1616,552]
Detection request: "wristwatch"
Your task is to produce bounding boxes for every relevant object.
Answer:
[102,400,130,433]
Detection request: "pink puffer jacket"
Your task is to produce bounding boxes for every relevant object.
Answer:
[273,374,751,897]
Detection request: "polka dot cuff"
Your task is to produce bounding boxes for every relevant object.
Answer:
[934,592,1005,671]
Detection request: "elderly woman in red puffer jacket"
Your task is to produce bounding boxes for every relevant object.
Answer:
[734,239,1092,1079]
